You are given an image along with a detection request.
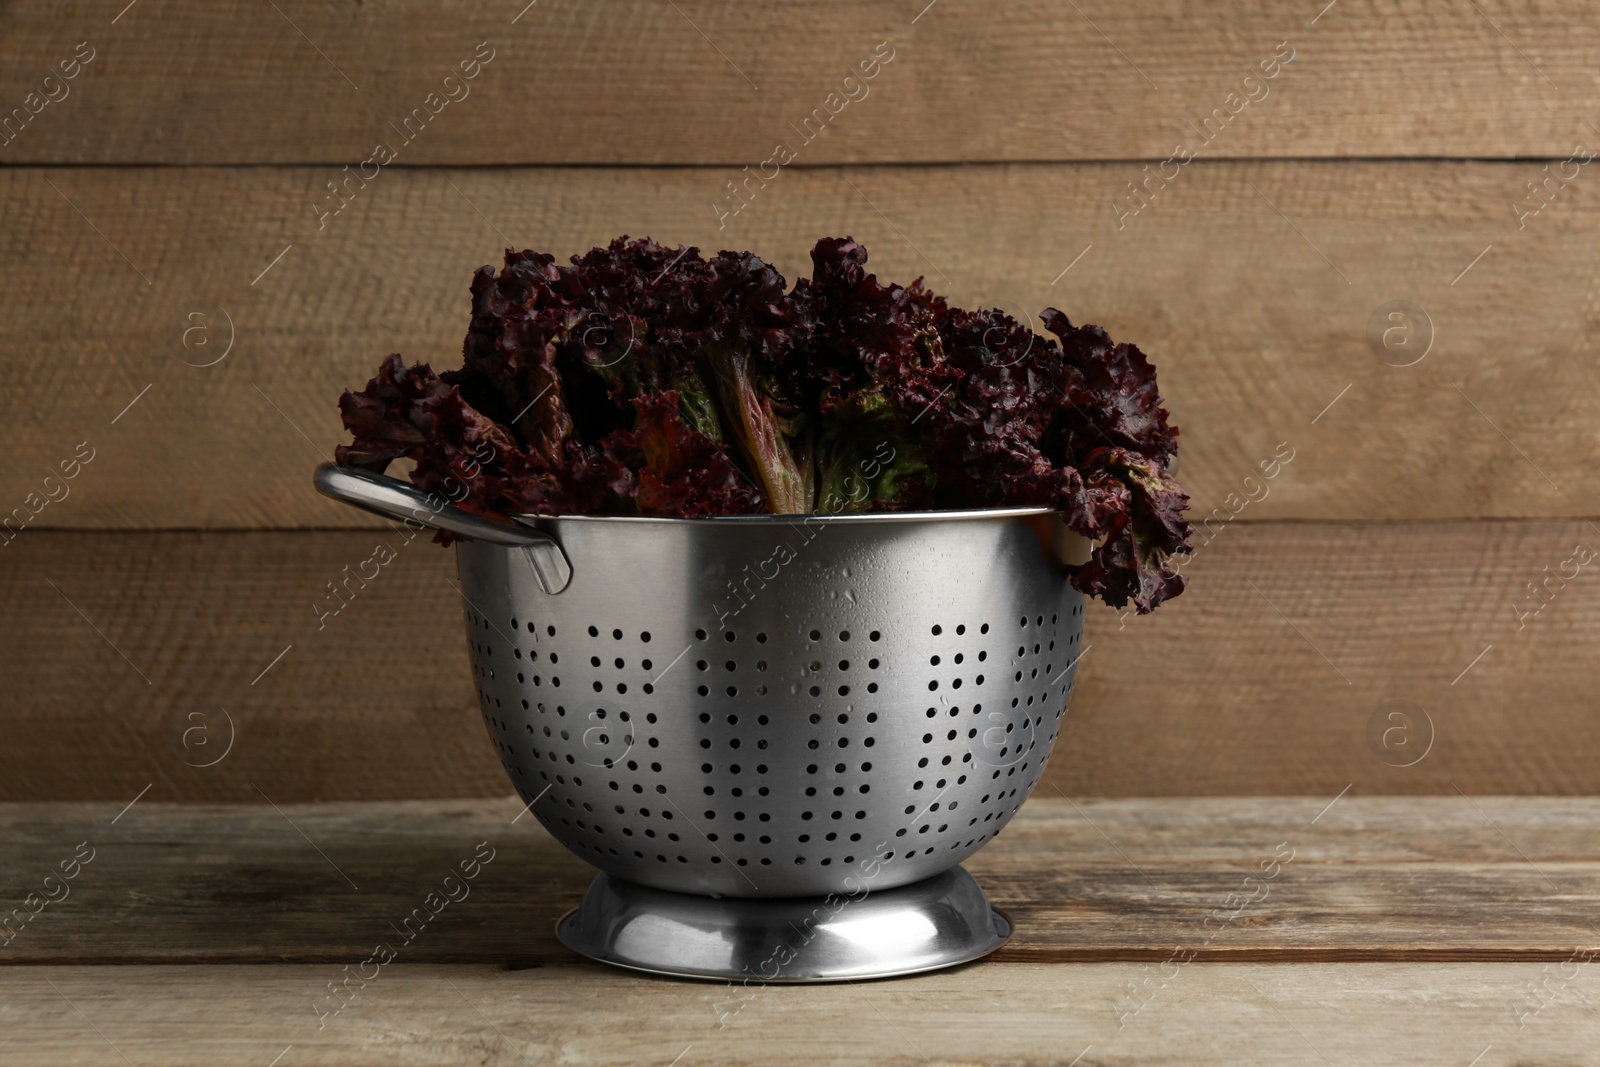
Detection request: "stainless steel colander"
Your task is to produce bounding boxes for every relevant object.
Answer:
[315,463,1086,979]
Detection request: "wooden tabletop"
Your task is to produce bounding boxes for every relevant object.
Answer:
[5,796,1598,1064]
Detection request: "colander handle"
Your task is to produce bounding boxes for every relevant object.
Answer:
[313,464,572,594]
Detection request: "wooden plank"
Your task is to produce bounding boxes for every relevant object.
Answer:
[4,162,1598,529]
[4,521,1600,801]
[2,1,1598,164]
[0,530,501,805]
[2,798,1597,966]
[6,963,1593,1067]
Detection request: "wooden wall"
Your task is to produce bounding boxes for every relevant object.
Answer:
[3,0,1598,800]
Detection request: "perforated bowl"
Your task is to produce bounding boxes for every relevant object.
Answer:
[450,507,1084,899]
[313,463,1088,908]
[314,463,1088,974]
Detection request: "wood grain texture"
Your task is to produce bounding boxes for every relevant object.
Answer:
[5,961,1593,1066]
[4,162,1599,529]
[4,522,1600,802]
[1,1,1598,164]
[3,797,1598,966]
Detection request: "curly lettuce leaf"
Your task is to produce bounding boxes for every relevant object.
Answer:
[335,236,1193,613]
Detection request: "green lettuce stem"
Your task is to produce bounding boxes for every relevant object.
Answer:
[707,350,813,514]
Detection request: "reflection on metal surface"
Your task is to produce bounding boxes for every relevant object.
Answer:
[820,910,939,952]
[612,912,735,974]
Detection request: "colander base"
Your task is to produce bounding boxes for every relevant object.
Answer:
[556,866,1011,982]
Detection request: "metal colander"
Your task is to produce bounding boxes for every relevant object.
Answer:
[315,465,1084,902]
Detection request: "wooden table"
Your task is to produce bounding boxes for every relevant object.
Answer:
[4,796,1597,1065]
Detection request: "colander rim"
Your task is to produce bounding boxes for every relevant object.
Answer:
[507,506,1061,527]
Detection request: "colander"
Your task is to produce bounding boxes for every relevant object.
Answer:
[315,463,1086,981]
